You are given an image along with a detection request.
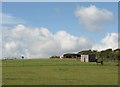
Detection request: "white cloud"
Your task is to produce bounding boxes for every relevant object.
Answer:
[2,24,92,59]
[0,13,25,25]
[92,33,118,51]
[75,5,113,31]
[54,31,92,52]
[2,24,118,59]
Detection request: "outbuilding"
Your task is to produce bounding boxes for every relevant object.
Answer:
[81,54,96,62]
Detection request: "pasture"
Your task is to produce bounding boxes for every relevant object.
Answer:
[2,59,118,85]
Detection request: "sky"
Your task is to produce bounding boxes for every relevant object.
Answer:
[2,0,120,2]
[1,2,119,58]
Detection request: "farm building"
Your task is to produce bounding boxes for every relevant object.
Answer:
[81,54,96,62]
[63,53,81,59]
[50,56,60,59]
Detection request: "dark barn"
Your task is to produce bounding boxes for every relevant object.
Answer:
[63,53,81,59]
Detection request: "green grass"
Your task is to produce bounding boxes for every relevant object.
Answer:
[2,59,118,85]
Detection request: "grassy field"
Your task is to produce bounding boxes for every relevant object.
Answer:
[2,59,118,85]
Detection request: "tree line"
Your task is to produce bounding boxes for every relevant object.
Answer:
[78,48,120,61]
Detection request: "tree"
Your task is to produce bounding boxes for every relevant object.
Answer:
[22,56,24,59]
[114,49,120,60]
[21,56,24,67]
[78,50,93,55]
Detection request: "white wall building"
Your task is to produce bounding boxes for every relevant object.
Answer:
[81,54,96,62]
